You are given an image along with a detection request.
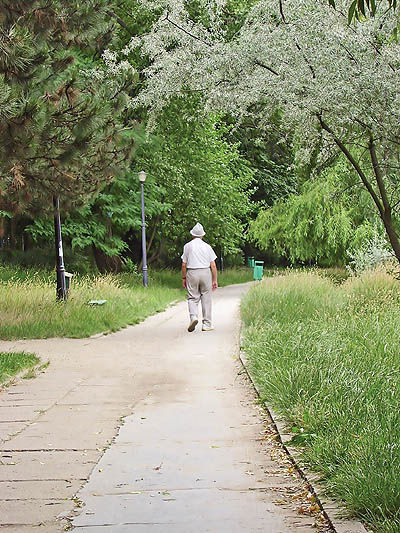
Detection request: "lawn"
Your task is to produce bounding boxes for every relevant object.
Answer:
[0,270,182,339]
[0,265,254,340]
[241,268,400,532]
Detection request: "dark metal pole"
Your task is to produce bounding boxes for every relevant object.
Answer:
[140,182,148,287]
[53,196,67,300]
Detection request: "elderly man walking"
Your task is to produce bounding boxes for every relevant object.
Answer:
[181,223,218,332]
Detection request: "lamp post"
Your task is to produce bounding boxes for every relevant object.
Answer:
[138,170,148,287]
[53,196,67,300]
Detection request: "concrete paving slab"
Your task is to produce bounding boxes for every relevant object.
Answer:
[116,404,266,443]
[0,422,28,440]
[73,526,314,533]
[76,443,289,493]
[0,498,73,525]
[34,402,129,423]
[0,416,118,451]
[0,382,76,403]
[0,406,39,421]
[68,284,327,532]
[56,386,135,406]
[0,450,98,480]
[72,488,313,532]
[0,478,82,499]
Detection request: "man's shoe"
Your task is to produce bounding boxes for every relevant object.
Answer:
[188,318,198,332]
[202,326,214,331]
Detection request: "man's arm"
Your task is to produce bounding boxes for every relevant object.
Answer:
[210,260,218,290]
[182,262,187,289]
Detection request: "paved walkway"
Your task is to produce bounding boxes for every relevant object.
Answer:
[1,283,325,532]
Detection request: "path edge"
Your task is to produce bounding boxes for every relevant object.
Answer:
[0,359,47,391]
[238,331,369,533]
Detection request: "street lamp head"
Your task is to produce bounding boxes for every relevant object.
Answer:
[138,170,147,183]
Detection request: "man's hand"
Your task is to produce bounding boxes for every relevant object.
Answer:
[210,260,218,291]
[182,262,187,289]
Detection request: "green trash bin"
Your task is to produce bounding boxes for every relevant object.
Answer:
[248,256,255,268]
[253,260,264,281]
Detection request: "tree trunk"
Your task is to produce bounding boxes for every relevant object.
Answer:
[23,231,33,251]
[10,218,17,249]
[0,217,5,250]
[382,213,400,265]
[138,217,160,270]
[318,116,400,266]
[148,243,162,265]
[0,217,5,238]
[92,245,122,273]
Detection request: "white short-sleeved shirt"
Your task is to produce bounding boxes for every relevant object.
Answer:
[181,238,217,269]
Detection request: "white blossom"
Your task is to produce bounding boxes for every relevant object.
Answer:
[102,50,135,76]
[120,0,399,165]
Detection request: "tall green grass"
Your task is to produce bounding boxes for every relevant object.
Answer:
[0,352,40,383]
[241,269,400,532]
[0,271,183,339]
[0,265,256,340]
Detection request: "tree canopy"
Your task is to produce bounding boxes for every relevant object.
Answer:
[115,0,400,263]
[0,1,135,215]
[27,97,254,269]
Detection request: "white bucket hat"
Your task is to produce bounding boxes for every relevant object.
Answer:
[190,223,205,237]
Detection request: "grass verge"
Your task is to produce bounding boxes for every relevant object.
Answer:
[241,269,400,532]
[0,352,40,384]
[0,266,256,340]
[0,271,183,339]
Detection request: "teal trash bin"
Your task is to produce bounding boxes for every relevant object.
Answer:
[253,260,264,281]
[248,256,255,268]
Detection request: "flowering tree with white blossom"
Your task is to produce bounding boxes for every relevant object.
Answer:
[117,0,400,263]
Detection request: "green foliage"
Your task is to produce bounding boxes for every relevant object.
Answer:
[147,267,254,288]
[0,246,94,274]
[328,0,394,23]
[136,97,255,260]
[250,158,385,266]
[25,97,254,266]
[228,112,298,207]
[241,270,400,531]
[250,176,353,265]
[27,163,169,259]
[347,231,394,275]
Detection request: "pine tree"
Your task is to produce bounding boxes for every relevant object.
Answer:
[0,1,134,215]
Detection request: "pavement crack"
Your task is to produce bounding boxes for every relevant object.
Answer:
[97,486,275,495]
[1,448,98,452]
[0,478,87,482]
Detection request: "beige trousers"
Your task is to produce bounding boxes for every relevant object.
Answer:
[186,268,212,327]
